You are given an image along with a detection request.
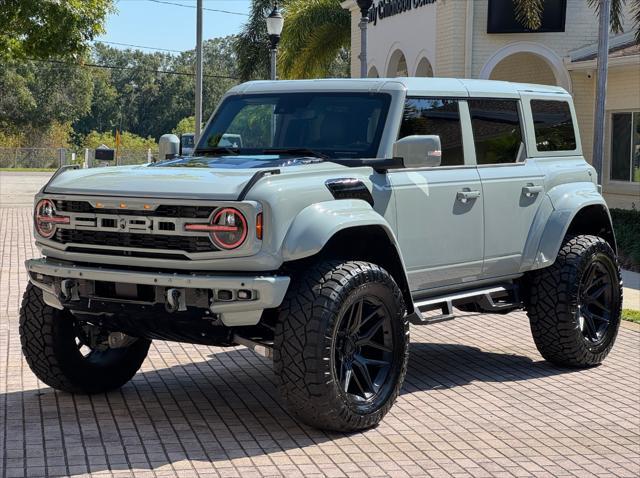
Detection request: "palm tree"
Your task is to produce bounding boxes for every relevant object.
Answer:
[279,0,351,79]
[235,0,275,81]
[234,0,350,81]
[514,0,639,41]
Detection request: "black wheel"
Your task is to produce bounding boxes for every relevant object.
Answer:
[527,235,622,367]
[19,283,151,393]
[274,260,409,432]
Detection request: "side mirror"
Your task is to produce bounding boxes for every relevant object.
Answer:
[392,135,442,169]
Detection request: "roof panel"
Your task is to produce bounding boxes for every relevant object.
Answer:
[228,78,568,98]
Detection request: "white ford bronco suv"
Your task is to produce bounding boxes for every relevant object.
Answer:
[21,78,622,432]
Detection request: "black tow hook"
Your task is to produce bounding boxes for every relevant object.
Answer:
[60,279,80,302]
[165,288,184,313]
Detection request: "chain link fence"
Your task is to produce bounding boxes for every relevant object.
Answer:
[0,147,159,169]
[0,148,66,169]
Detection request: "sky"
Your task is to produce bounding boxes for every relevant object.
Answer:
[97,0,254,53]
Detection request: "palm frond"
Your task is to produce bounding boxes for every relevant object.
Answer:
[632,0,640,42]
[513,0,544,30]
[586,0,627,34]
[234,0,287,81]
[279,0,350,79]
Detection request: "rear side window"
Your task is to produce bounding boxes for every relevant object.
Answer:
[399,98,464,166]
[531,100,577,151]
[468,99,523,165]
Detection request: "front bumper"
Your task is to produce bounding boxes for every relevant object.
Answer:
[26,258,290,326]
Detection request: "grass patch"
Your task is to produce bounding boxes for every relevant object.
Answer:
[0,168,56,172]
[610,208,640,272]
[622,309,640,323]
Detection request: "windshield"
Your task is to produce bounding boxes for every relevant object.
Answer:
[196,93,391,159]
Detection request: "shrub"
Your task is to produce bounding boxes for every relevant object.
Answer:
[610,208,640,272]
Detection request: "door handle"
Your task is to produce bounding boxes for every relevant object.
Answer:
[457,189,481,203]
[522,184,543,197]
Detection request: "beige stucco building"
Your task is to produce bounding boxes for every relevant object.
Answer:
[342,0,639,208]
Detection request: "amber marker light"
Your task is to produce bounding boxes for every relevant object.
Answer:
[256,213,263,240]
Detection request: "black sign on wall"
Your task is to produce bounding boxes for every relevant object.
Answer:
[487,0,567,33]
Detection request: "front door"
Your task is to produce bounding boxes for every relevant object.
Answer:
[467,98,545,278]
[389,97,484,292]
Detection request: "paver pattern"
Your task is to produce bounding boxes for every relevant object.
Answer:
[1,206,639,478]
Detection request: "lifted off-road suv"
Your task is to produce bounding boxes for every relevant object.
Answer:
[21,78,622,432]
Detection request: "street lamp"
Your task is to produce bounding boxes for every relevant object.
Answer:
[266,2,284,81]
[356,0,374,78]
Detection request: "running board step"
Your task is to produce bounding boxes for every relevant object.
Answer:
[233,334,273,359]
[411,284,520,325]
[410,300,455,325]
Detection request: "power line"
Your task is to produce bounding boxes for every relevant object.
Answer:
[27,58,238,80]
[146,0,249,16]
[95,40,185,54]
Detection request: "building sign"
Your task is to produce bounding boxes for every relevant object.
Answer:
[370,0,436,26]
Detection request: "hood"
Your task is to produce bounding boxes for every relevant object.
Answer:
[43,156,330,200]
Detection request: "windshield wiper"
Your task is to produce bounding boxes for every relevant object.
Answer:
[194,147,240,156]
[262,148,330,159]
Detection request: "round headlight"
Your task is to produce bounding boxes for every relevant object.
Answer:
[35,199,68,239]
[210,208,247,250]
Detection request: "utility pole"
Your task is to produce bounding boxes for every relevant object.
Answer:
[195,0,204,143]
[592,0,610,185]
[356,1,373,78]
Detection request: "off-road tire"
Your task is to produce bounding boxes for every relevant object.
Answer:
[19,283,151,393]
[527,235,622,367]
[274,261,409,432]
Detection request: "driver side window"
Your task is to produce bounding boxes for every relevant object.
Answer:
[399,98,464,166]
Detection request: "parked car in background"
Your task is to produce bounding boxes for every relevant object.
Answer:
[180,133,195,155]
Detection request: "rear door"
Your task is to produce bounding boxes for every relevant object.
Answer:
[388,97,484,292]
[468,98,545,278]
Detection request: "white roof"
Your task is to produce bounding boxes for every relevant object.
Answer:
[229,77,569,98]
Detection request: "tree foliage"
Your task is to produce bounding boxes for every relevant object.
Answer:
[0,0,114,60]
[235,0,275,81]
[279,0,351,79]
[235,0,351,81]
[0,59,94,144]
[515,0,640,40]
[172,116,196,136]
[0,37,239,148]
[83,130,156,151]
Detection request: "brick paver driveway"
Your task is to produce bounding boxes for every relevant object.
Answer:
[1,206,639,478]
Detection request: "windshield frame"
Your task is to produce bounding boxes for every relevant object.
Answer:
[195,92,392,160]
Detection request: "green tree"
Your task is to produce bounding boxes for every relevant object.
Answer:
[173,116,196,136]
[74,39,238,140]
[279,0,351,79]
[514,0,640,41]
[235,0,351,81]
[83,130,156,151]
[72,69,119,136]
[0,59,93,143]
[0,0,115,60]
[235,0,275,81]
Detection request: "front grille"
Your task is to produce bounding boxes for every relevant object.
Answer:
[54,200,214,218]
[48,200,224,259]
[55,229,218,253]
